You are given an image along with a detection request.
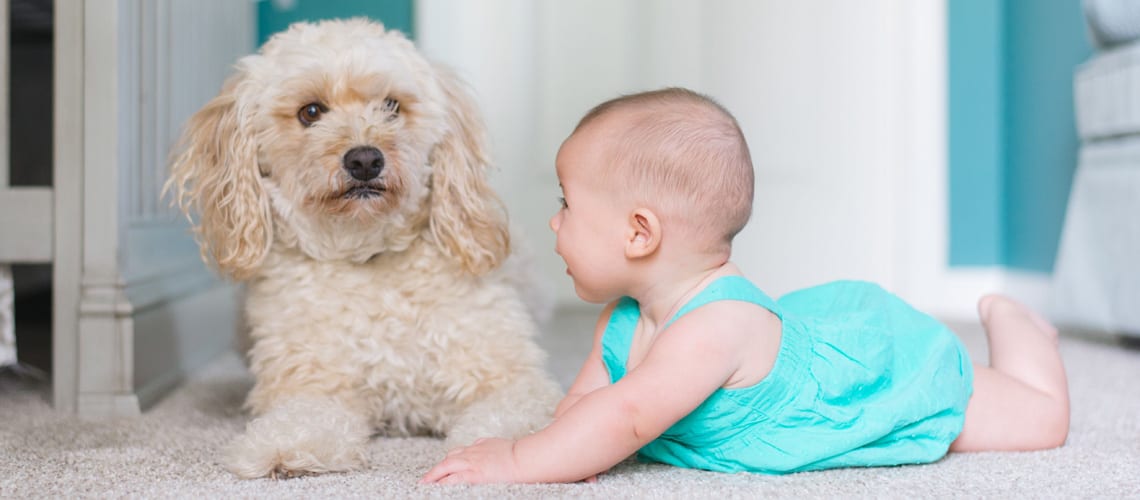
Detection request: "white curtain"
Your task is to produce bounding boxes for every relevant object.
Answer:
[0,264,14,366]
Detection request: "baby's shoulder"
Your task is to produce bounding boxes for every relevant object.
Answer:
[672,297,782,388]
[674,298,780,345]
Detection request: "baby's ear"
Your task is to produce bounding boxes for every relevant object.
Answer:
[164,63,273,280]
[426,64,510,275]
[625,208,661,259]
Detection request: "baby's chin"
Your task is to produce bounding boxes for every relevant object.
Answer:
[571,285,615,305]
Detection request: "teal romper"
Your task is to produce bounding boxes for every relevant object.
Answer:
[601,277,974,474]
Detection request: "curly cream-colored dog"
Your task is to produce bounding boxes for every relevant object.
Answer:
[166,18,562,479]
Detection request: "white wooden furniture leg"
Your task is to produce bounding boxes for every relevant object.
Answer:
[0,264,14,366]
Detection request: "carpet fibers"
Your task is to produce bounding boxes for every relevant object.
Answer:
[2,308,1139,498]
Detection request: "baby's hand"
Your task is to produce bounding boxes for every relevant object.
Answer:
[419,438,522,485]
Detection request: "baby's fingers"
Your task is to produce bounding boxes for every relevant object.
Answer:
[438,471,477,485]
[420,457,470,484]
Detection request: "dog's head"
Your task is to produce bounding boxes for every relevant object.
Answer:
[166,18,508,280]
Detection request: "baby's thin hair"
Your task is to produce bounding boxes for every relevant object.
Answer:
[575,87,754,246]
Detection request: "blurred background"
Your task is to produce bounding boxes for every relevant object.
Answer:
[255,0,1091,320]
[5,0,1138,415]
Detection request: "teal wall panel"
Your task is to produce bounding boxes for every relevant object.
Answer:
[948,0,1005,267]
[257,0,415,46]
[1003,0,1092,272]
[948,0,1091,272]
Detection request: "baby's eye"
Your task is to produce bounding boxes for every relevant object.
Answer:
[558,196,567,209]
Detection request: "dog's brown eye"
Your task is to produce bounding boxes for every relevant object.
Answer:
[298,103,326,127]
[383,98,399,120]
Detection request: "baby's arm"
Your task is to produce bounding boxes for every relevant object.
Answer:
[422,302,752,484]
[553,301,617,419]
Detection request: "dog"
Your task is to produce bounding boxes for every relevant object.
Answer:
[166,18,562,479]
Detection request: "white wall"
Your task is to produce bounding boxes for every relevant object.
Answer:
[703,3,906,298]
[418,0,949,313]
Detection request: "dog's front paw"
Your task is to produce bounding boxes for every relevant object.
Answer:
[446,374,562,449]
[224,397,371,479]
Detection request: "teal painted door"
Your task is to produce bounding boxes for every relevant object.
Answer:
[257,0,414,45]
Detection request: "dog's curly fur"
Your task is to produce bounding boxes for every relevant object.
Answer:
[166,18,562,479]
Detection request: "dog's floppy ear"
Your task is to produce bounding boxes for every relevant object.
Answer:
[165,67,272,280]
[427,66,510,275]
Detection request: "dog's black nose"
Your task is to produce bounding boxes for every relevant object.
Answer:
[343,146,385,181]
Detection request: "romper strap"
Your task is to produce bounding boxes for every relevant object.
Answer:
[601,297,640,383]
[664,276,781,330]
[601,276,779,383]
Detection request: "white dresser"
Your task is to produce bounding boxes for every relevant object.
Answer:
[1052,0,1140,337]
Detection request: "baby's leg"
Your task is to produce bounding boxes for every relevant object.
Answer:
[950,295,1070,452]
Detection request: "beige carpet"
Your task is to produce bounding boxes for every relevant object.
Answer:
[2,308,1139,498]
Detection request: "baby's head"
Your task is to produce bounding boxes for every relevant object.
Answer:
[562,87,754,254]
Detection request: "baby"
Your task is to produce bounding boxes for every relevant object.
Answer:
[421,87,1070,484]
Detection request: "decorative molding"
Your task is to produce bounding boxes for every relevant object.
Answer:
[76,275,140,417]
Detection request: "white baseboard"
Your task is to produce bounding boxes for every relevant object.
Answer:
[1002,270,1054,316]
[916,267,1052,322]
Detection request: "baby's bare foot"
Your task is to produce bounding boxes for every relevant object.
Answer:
[979,294,1059,343]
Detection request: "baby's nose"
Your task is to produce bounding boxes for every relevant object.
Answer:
[549,214,560,231]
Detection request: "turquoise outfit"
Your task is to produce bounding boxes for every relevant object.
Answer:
[601,277,974,474]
